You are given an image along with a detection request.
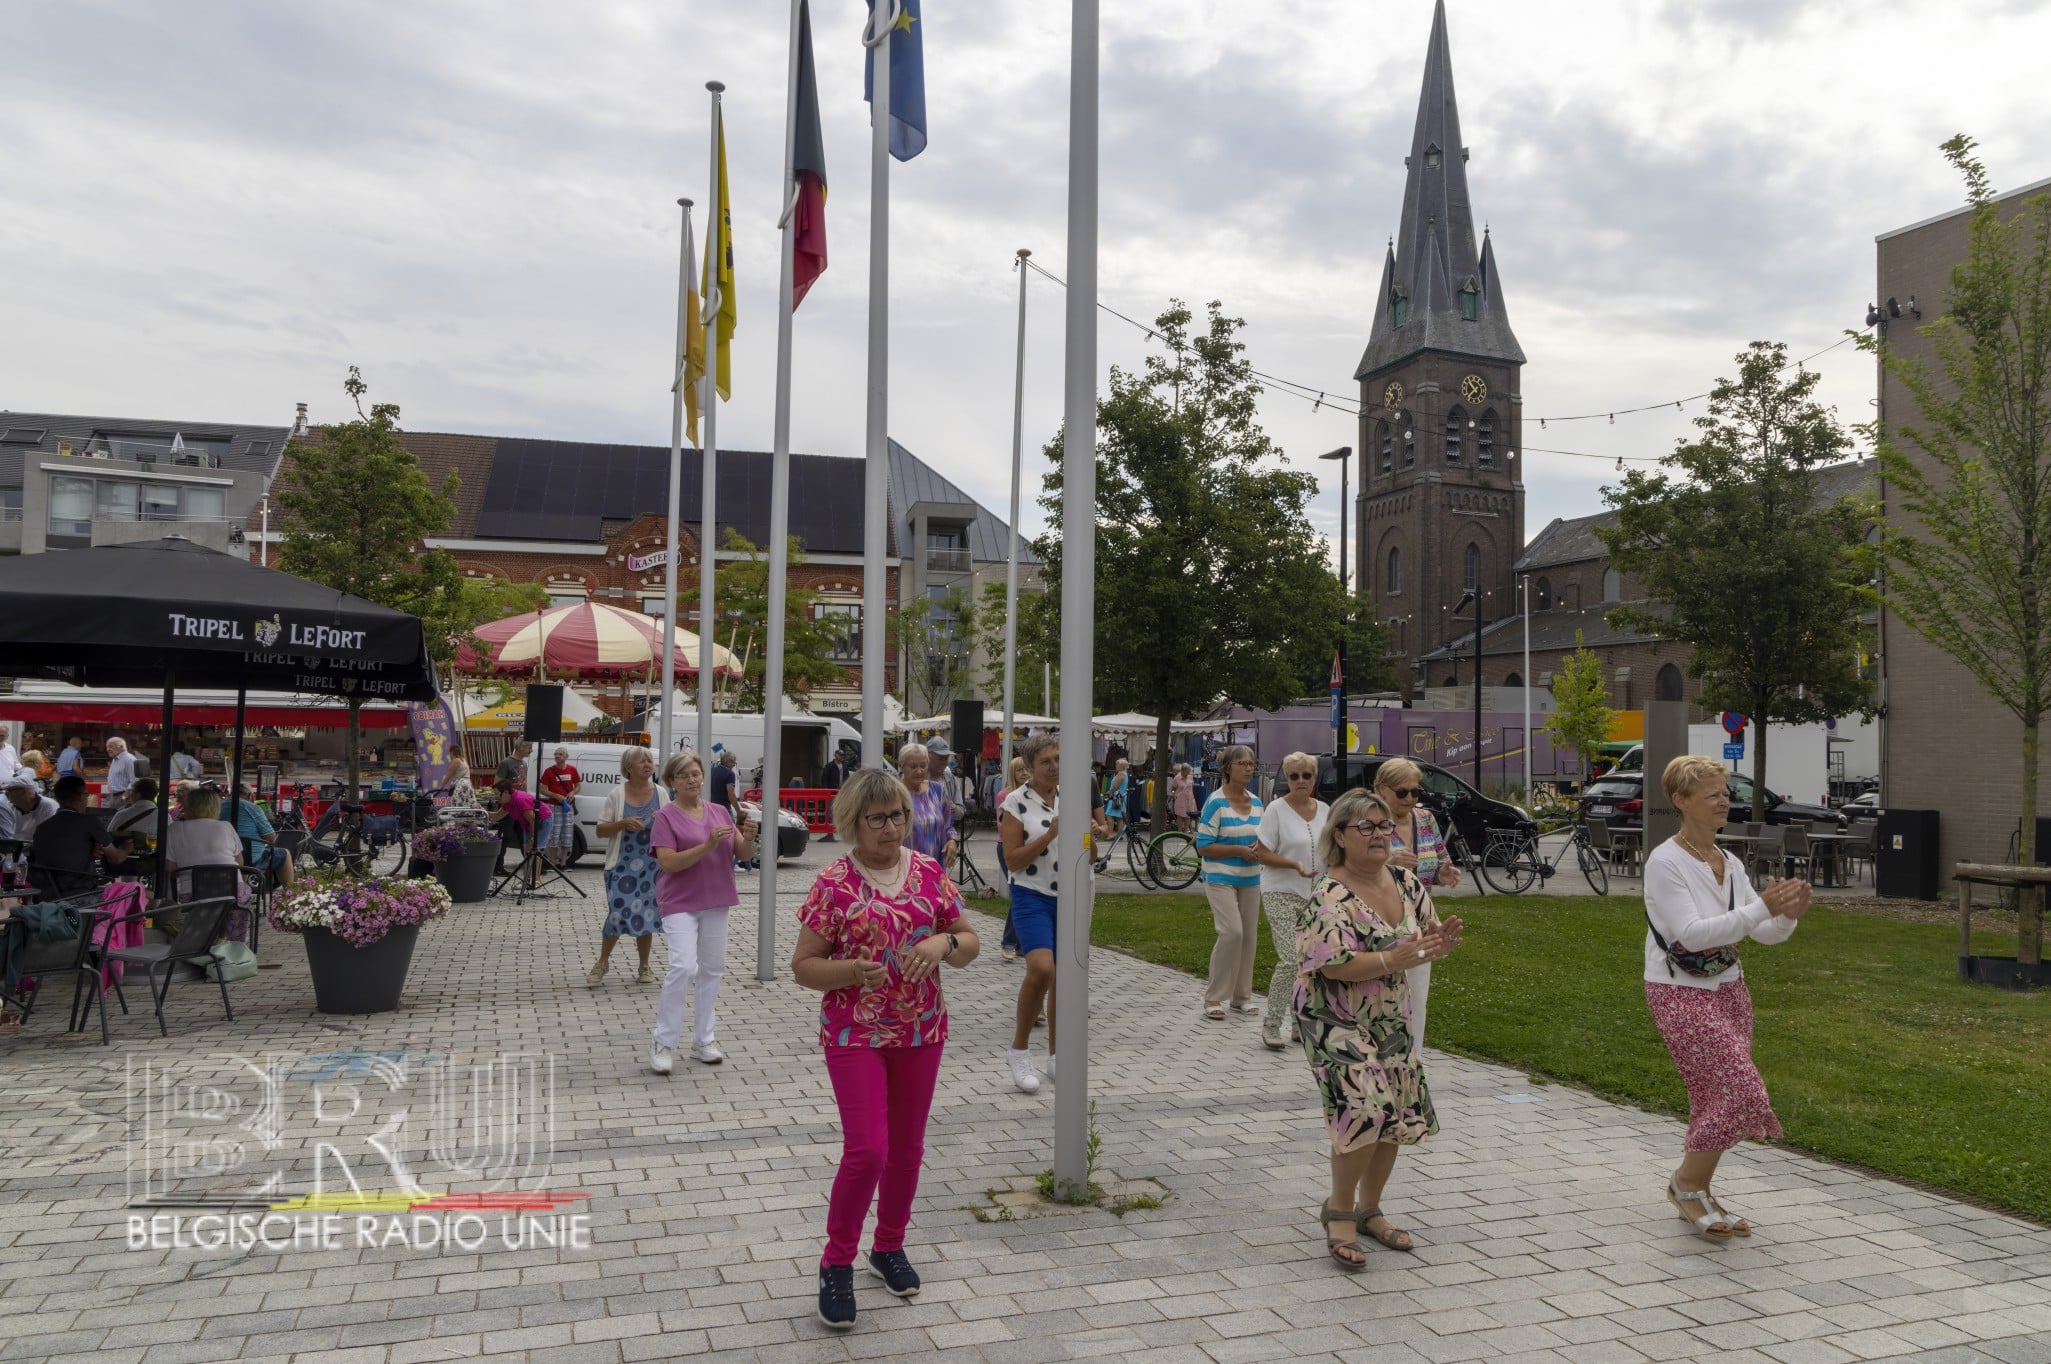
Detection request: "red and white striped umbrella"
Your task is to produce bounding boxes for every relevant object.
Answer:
[456,603,741,680]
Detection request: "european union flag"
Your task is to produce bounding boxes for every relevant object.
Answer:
[863,0,926,161]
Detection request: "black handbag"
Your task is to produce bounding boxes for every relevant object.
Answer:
[1646,860,1741,978]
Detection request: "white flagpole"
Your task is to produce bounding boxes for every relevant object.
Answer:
[661,198,695,762]
[1002,248,1031,785]
[859,1,899,769]
[760,0,805,981]
[699,82,725,761]
[1053,0,1098,1198]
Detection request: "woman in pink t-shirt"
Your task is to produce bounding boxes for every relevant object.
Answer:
[792,768,979,1331]
[647,751,756,1076]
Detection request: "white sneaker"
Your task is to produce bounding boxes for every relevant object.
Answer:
[650,1044,674,1075]
[690,1042,725,1065]
[1007,1049,1040,1092]
[1045,1054,1056,1081]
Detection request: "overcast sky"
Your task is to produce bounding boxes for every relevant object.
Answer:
[4,0,2046,560]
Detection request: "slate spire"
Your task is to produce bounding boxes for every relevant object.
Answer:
[1356,0,1523,379]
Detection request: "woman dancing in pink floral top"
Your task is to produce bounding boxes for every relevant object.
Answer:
[793,768,979,1332]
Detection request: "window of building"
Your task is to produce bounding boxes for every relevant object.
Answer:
[1603,567,1622,602]
[1377,422,1392,475]
[1477,410,1495,466]
[546,590,587,609]
[815,602,863,661]
[1459,283,1478,321]
[640,594,671,617]
[1534,576,1552,611]
[1444,407,1464,463]
[1390,290,1407,329]
[1656,663,1684,702]
[1400,411,1415,468]
[1504,671,1522,688]
[1385,546,1402,595]
[47,476,94,539]
[0,489,20,522]
[1463,542,1480,592]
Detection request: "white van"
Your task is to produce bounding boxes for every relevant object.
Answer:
[641,710,860,783]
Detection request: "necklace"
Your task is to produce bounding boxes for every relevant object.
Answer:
[1675,830,1723,869]
[853,850,909,896]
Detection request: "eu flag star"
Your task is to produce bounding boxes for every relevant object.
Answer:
[896,7,916,31]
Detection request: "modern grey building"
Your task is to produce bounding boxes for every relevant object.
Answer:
[0,410,296,558]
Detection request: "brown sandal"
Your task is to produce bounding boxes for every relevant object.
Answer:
[1320,1201,1366,1270]
[1357,1208,1414,1253]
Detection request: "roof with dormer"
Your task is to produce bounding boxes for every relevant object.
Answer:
[1355,0,1525,380]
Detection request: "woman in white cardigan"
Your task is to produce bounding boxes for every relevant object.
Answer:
[1643,754,1811,1241]
[587,747,665,986]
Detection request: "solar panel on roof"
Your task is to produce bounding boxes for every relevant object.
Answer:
[0,428,46,445]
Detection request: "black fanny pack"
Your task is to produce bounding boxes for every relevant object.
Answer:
[1647,862,1741,978]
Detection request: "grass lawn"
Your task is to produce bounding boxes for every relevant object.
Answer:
[969,891,2051,1223]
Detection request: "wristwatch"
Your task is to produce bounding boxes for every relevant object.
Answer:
[946,933,960,959]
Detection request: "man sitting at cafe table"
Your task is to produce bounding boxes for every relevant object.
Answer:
[0,777,59,844]
[106,778,160,846]
[30,775,126,898]
[224,779,294,887]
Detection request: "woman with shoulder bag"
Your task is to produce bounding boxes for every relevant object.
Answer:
[1643,755,1811,1241]
[588,746,663,987]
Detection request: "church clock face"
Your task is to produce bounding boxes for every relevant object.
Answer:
[1383,380,1404,410]
[1460,373,1488,405]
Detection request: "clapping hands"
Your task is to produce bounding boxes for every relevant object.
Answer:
[1762,877,1813,920]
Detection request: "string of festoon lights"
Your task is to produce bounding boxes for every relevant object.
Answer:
[1018,254,1870,470]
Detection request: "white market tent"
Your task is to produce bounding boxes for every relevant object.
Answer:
[891,709,1222,736]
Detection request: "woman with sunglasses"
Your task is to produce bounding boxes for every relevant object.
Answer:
[793,768,978,1330]
[1373,759,1461,1052]
[1254,752,1328,1049]
[1297,788,1463,1267]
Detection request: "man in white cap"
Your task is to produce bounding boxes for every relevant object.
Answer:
[0,776,59,843]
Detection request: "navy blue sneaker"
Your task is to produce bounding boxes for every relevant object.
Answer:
[865,1248,921,1297]
[817,1264,856,1330]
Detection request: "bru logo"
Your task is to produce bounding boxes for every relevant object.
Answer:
[253,614,282,648]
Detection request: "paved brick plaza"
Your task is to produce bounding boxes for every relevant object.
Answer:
[2,847,2048,1364]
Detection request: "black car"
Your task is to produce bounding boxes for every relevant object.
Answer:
[1576,772,1846,831]
[1308,754,1534,855]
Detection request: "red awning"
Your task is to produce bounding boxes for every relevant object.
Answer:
[0,701,411,730]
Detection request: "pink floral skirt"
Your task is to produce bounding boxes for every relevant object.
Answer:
[1645,978,1783,1153]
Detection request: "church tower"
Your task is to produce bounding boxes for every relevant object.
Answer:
[1355,0,1525,685]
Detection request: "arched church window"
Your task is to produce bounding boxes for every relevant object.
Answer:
[1603,567,1622,602]
[1504,672,1522,688]
[1656,663,1684,702]
[1386,546,1402,595]
[1390,289,1407,329]
[1535,576,1552,611]
[1459,281,1479,321]
[1444,407,1464,464]
[1401,411,1415,468]
[1478,409,1496,466]
[1377,422,1392,475]
[1463,542,1480,592]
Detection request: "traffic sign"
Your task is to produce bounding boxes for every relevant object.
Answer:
[1720,711,1747,736]
[1723,742,1744,760]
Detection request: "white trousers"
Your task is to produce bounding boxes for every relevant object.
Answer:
[1407,962,1431,1058]
[652,908,729,1050]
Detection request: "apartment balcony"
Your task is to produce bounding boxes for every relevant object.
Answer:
[925,546,971,576]
[53,435,224,469]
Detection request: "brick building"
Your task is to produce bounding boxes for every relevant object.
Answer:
[1875,173,2051,872]
[258,430,1039,723]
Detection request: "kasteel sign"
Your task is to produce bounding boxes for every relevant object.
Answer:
[626,549,674,572]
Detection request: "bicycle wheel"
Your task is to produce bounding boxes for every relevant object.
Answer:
[1124,829,1158,888]
[1445,832,1484,896]
[1147,831,1201,890]
[1480,834,1539,895]
[1576,837,1609,896]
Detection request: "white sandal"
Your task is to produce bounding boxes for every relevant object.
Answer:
[1667,1178,1734,1240]
[1203,1004,1227,1020]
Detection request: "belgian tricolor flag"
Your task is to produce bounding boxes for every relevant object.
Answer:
[791,0,828,308]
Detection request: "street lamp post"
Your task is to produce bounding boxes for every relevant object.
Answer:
[1318,446,1352,789]
[1454,588,1481,785]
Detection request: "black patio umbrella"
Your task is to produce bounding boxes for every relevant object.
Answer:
[0,537,437,895]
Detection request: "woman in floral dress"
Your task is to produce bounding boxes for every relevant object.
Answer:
[1296,788,1464,1269]
[791,768,979,1332]
[588,746,663,987]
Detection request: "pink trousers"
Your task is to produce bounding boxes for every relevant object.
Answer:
[821,1044,945,1267]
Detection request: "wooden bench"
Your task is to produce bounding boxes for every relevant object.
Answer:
[1951,861,2051,983]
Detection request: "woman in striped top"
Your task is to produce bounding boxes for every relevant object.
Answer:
[1198,744,1303,1021]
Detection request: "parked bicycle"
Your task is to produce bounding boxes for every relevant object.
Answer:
[1094,819,1201,891]
[1479,819,1608,896]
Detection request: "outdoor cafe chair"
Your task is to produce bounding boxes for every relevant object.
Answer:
[1745,827,1785,886]
[182,864,259,951]
[90,895,239,1040]
[0,890,106,1038]
[1780,824,1813,881]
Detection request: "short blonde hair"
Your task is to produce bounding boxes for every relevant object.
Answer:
[1280,751,1318,779]
[184,787,223,821]
[662,751,704,789]
[833,768,913,842]
[1318,789,1391,869]
[897,742,929,768]
[618,745,653,777]
[1375,757,1423,793]
[1663,754,1729,803]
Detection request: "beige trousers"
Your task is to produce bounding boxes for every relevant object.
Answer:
[1204,881,1264,1009]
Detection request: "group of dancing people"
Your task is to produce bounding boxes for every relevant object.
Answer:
[582,740,1811,1332]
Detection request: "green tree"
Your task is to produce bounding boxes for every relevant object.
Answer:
[971,579,1056,715]
[1861,137,2051,951]
[675,528,851,711]
[1037,300,1344,828]
[1298,601,1401,699]
[1596,341,1874,812]
[1544,632,1617,782]
[277,368,481,793]
[887,583,978,716]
